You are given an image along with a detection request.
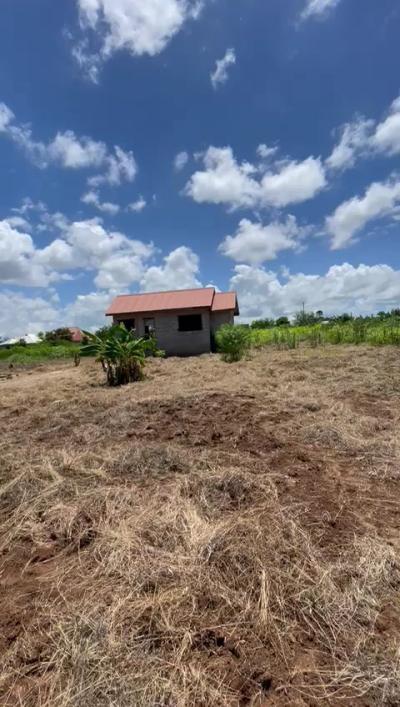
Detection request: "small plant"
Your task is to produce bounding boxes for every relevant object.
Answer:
[80,324,149,386]
[215,324,251,362]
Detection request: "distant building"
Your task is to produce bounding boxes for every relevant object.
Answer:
[106,287,239,356]
[0,333,41,346]
[68,327,84,343]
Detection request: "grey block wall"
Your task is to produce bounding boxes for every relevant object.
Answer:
[114,308,212,356]
[210,310,234,332]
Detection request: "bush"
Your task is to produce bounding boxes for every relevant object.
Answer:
[215,324,251,362]
[275,316,290,327]
[45,328,73,344]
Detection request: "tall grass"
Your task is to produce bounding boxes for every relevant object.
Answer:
[250,320,400,349]
[0,341,80,365]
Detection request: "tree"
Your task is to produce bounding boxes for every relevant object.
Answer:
[293,310,320,326]
[275,316,290,327]
[80,324,149,386]
[334,313,353,323]
[250,318,275,329]
[45,328,72,344]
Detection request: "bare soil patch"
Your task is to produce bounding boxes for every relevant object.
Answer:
[1,346,400,706]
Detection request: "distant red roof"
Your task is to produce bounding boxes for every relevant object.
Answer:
[68,327,84,343]
[106,287,239,316]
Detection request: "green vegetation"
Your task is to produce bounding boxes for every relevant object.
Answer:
[0,340,80,366]
[250,317,400,350]
[215,323,251,362]
[43,327,73,343]
[81,323,162,385]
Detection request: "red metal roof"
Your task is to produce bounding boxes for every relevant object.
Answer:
[106,287,238,316]
[211,292,238,314]
[68,327,84,343]
[106,288,215,316]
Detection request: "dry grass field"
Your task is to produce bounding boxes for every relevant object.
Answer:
[1,346,400,706]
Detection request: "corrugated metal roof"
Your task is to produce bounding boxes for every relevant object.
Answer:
[211,292,238,313]
[106,288,216,316]
[106,287,239,316]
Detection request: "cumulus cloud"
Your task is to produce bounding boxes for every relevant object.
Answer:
[127,196,147,212]
[81,190,120,215]
[0,219,52,286]
[0,214,155,291]
[230,262,400,320]
[326,177,400,249]
[0,101,137,185]
[301,0,341,21]
[0,291,62,338]
[174,151,189,171]
[185,146,326,210]
[140,246,202,291]
[327,96,400,172]
[74,0,204,80]
[326,118,375,171]
[210,48,236,89]
[372,96,400,156]
[219,216,302,264]
[64,290,116,331]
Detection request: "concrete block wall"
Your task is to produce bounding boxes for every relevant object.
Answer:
[114,308,212,356]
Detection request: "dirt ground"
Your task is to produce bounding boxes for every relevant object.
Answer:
[1,346,400,706]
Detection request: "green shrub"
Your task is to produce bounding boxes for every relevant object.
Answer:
[44,328,73,344]
[215,324,251,362]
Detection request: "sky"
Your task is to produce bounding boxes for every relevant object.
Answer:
[1,0,400,336]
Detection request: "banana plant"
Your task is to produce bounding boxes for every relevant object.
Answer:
[80,324,148,386]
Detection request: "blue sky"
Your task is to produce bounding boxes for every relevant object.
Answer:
[1,0,400,335]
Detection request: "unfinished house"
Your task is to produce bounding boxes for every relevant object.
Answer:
[106,287,239,356]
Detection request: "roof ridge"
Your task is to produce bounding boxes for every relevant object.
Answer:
[114,286,216,299]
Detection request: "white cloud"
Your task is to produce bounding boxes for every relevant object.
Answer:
[219,216,302,264]
[231,262,400,320]
[185,146,326,210]
[74,0,203,80]
[372,96,400,156]
[0,213,155,291]
[127,196,147,212]
[81,190,120,214]
[327,96,400,172]
[58,220,154,288]
[0,102,14,131]
[210,48,236,89]
[0,219,52,286]
[47,130,107,168]
[0,101,137,185]
[0,291,61,338]
[12,197,47,215]
[326,177,400,249]
[174,151,189,171]
[260,157,326,207]
[140,246,201,291]
[301,0,341,21]
[326,118,375,171]
[64,290,116,331]
[257,144,278,160]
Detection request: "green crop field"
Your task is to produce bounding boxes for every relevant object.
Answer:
[250,320,400,349]
[0,340,80,366]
